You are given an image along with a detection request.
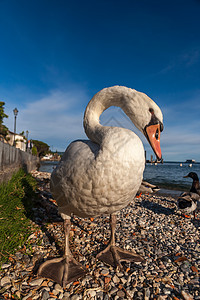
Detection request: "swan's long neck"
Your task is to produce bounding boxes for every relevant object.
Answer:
[83,86,149,144]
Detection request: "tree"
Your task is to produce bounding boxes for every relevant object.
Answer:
[32,140,50,157]
[0,102,8,139]
[31,145,38,156]
[19,131,25,137]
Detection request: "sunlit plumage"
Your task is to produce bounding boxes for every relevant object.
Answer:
[38,86,163,286]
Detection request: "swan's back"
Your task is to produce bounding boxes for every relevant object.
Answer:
[51,127,145,218]
[50,86,163,218]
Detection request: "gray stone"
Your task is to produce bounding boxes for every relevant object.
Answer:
[15,291,21,298]
[110,287,118,295]
[22,292,33,300]
[54,283,63,292]
[21,271,29,277]
[144,287,150,299]
[23,254,31,265]
[70,295,80,300]
[117,290,125,297]
[0,170,198,299]
[0,285,12,294]
[116,272,123,277]
[63,291,70,297]
[42,290,50,300]
[29,278,44,286]
[52,289,59,295]
[181,262,191,272]
[101,268,109,276]
[126,289,135,298]
[0,276,11,287]
[96,291,104,300]
[120,277,127,284]
[88,290,96,297]
[163,288,171,295]
[58,292,64,299]
[113,275,120,284]
[15,252,23,259]
[48,281,54,287]
[11,286,17,293]
[1,263,11,269]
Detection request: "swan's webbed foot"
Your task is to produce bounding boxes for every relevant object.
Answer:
[181,213,191,218]
[38,256,87,286]
[97,245,144,270]
[38,217,87,287]
[97,214,145,270]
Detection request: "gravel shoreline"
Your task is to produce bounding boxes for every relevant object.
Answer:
[0,171,199,300]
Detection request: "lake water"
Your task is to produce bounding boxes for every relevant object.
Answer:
[39,161,200,196]
[143,162,200,195]
[39,160,59,173]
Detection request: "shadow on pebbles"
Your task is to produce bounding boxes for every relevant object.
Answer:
[0,171,200,299]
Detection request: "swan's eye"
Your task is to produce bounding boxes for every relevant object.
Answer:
[149,108,154,114]
[155,129,159,140]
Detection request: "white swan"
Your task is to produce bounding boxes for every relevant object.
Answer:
[38,86,163,286]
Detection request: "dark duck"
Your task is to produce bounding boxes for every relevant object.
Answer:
[184,172,200,195]
[177,172,200,219]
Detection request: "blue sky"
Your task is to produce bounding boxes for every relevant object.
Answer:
[1,0,200,161]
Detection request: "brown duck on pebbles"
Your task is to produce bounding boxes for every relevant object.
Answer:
[184,172,200,195]
[38,86,163,287]
[137,180,160,196]
[177,192,200,219]
[178,172,200,219]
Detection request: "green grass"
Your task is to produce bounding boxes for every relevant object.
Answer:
[0,169,38,265]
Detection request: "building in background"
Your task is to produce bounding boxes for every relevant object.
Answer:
[6,130,26,151]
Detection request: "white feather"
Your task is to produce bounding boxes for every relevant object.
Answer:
[51,86,163,218]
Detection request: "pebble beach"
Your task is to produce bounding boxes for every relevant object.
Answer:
[0,171,200,300]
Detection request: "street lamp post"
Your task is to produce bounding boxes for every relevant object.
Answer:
[26,130,29,140]
[13,108,18,146]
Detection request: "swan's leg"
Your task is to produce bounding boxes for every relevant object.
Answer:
[38,215,87,287]
[97,214,145,269]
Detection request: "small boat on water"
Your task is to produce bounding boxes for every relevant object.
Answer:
[41,154,53,160]
[185,159,195,164]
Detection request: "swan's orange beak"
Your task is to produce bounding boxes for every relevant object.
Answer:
[145,124,162,161]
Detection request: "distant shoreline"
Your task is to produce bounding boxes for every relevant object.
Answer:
[146,161,200,164]
[39,160,200,197]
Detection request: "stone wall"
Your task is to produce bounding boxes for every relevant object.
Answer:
[0,141,39,183]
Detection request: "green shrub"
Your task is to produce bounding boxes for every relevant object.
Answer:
[0,169,37,265]
[32,145,38,156]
